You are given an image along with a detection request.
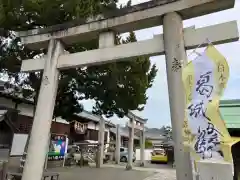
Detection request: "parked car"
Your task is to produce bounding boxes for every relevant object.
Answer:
[120,147,136,162]
[151,148,168,163]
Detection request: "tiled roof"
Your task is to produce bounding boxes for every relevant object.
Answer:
[75,110,115,127]
[110,126,168,140]
[219,99,240,129]
[220,99,240,107]
[145,132,167,140]
[110,127,139,139]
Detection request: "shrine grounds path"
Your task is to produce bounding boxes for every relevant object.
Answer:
[48,163,176,180]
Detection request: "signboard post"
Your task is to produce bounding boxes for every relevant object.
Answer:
[62,137,69,167]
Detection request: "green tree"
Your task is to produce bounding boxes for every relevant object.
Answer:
[161,126,173,140]
[145,140,153,149]
[0,0,157,120]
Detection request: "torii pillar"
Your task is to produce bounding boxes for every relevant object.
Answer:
[21,39,64,180]
[126,117,135,170]
[97,32,115,167]
[97,117,105,167]
[140,124,145,167]
[115,124,121,164]
[163,12,193,180]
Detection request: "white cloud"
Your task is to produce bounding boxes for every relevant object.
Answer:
[82,0,240,128]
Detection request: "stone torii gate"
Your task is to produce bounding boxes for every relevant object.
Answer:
[127,112,147,169]
[16,0,239,180]
[114,112,147,169]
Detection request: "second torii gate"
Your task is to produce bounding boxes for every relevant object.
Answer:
[114,112,147,169]
[127,112,147,169]
[16,1,239,180]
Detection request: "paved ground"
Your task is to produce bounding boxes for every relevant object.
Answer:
[5,157,176,180]
[47,161,176,180]
[105,160,174,171]
[102,162,176,180]
[144,172,176,180]
[49,166,156,180]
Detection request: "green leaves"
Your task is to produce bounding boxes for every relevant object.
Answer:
[0,0,157,121]
[161,126,173,140]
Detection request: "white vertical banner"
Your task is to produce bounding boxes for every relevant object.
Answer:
[182,45,236,164]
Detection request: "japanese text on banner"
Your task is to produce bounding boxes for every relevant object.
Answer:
[182,45,234,162]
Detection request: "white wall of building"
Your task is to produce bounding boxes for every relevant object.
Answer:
[135,148,153,161]
[10,134,28,156]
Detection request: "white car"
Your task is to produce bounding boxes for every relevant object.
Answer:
[120,147,136,162]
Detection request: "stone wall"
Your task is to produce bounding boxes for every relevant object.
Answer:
[7,156,64,172]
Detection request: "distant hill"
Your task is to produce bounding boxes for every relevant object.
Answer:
[112,125,168,140]
[144,127,167,140]
[145,127,166,134]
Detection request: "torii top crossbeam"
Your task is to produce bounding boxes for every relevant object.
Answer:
[17,0,234,50]
[127,111,147,125]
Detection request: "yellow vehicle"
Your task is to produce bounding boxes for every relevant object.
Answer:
[151,148,168,163]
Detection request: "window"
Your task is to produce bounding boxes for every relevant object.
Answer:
[153,149,166,156]
[19,124,24,132]
[27,124,32,133]
[18,123,32,133]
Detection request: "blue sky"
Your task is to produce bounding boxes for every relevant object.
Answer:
[83,0,240,128]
